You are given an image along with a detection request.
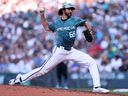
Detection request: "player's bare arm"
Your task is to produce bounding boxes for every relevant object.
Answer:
[83,22,93,42]
[38,4,50,31]
[85,22,92,31]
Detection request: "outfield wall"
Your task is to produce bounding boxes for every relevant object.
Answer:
[0,70,128,89]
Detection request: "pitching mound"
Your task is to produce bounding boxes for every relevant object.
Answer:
[0,85,126,96]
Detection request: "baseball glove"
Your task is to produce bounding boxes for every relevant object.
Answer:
[83,30,93,42]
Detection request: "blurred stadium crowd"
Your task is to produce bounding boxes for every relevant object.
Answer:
[0,0,128,76]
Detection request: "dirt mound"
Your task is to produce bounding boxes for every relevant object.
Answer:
[0,85,126,96]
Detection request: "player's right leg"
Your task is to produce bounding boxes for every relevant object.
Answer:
[9,47,65,85]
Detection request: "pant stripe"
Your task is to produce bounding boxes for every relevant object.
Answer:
[22,46,57,82]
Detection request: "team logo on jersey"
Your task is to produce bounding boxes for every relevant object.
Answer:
[57,26,75,31]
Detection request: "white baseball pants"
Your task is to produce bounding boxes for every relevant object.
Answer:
[20,46,101,87]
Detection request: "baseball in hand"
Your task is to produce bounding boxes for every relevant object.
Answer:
[40,7,45,12]
[38,3,45,13]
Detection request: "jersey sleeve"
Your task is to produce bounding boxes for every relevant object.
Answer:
[75,17,86,27]
[48,22,56,32]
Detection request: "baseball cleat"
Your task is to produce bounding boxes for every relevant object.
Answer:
[93,87,110,93]
[64,86,68,89]
[9,79,21,85]
[9,74,22,85]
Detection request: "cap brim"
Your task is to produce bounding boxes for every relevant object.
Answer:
[65,7,75,10]
[70,7,75,10]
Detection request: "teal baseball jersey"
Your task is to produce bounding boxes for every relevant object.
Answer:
[49,16,86,48]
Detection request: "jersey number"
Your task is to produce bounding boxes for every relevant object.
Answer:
[69,31,75,38]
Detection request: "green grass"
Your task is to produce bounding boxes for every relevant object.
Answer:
[112,91,128,95]
[69,88,128,95]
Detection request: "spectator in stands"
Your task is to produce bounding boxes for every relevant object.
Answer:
[97,53,112,73]
[119,51,128,72]
[110,54,123,72]
[0,0,127,75]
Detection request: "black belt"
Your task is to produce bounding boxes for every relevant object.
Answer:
[57,45,71,51]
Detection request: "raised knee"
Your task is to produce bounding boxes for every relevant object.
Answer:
[88,58,97,66]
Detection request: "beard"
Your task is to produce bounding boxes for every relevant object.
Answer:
[66,12,72,18]
[63,10,73,19]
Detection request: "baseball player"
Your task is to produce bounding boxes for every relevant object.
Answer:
[9,2,109,93]
[56,61,68,89]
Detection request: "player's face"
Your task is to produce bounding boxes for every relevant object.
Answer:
[64,8,73,17]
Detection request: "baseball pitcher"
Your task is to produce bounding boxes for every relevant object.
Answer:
[9,2,109,93]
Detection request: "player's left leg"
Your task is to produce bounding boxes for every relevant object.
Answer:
[9,46,66,85]
[67,48,109,93]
